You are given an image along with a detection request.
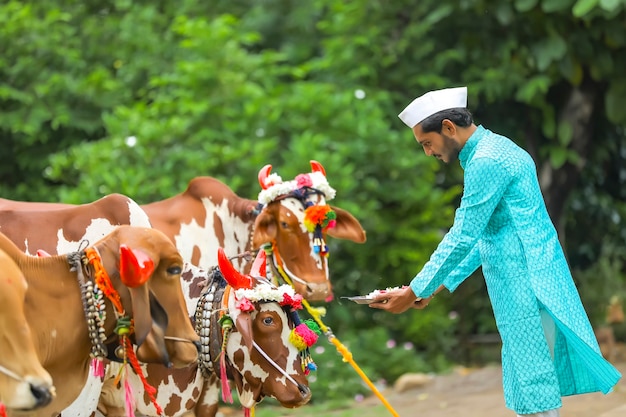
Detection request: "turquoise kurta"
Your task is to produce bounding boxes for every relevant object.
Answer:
[410,125,621,414]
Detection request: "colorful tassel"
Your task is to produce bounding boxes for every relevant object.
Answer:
[219,319,234,403]
[0,403,7,417]
[91,357,104,378]
[220,350,233,403]
[124,336,163,415]
[124,377,136,417]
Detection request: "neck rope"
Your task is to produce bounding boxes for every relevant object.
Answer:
[67,247,163,415]
[0,364,26,383]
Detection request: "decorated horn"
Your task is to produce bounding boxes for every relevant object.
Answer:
[119,244,155,288]
[310,160,326,176]
[217,247,253,289]
[258,164,273,189]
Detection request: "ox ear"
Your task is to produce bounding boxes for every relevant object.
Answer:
[119,244,155,288]
[310,160,326,176]
[132,289,170,365]
[235,312,254,352]
[250,250,267,277]
[326,206,367,243]
[258,164,273,190]
[251,210,277,248]
[217,247,253,289]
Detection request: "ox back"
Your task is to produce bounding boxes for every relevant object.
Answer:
[141,176,259,272]
[0,194,151,255]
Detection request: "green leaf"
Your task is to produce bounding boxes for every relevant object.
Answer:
[605,79,626,124]
[542,0,576,13]
[557,120,574,146]
[549,147,569,169]
[599,0,622,12]
[515,0,540,12]
[572,0,600,17]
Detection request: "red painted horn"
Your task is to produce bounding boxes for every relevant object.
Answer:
[217,247,253,289]
[310,160,326,176]
[119,244,155,288]
[258,164,273,190]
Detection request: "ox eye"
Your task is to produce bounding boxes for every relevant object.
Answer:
[280,221,289,229]
[263,316,274,326]
[167,266,182,275]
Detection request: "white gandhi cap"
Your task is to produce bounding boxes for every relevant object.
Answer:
[398,86,468,128]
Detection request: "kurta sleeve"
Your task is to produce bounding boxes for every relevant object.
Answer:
[410,156,510,298]
[443,245,481,292]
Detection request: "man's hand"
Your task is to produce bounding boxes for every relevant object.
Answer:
[369,285,431,314]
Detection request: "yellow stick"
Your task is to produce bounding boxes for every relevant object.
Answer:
[270,250,400,417]
[303,299,400,417]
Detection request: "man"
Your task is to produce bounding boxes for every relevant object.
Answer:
[370,86,621,417]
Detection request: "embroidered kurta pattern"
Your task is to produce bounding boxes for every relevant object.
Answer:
[410,125,621,414]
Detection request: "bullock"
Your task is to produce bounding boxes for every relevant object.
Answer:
[0,226,199,417]
[0,249,55,411]
[0,193,151,256]
[98,248,314,417]
[141,160,366,301]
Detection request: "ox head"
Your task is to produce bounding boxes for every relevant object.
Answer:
[254,160,366,302]
[0,250,55,410]
[217,248,313,409]
[95,226,199,368]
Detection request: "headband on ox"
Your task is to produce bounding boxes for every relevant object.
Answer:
[257,160,337,205]
[258,161,338,255]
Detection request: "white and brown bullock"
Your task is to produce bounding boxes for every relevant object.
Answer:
[98,248,314,417]
[0,226,198,417]
[141,161,366,302]
[0,193,151,256]
[0,249,55,412]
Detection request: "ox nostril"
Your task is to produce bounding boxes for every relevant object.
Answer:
[31,383,53,408]
[193,340,202,353]
[297,383,310,397]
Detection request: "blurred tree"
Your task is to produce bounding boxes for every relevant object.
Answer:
[1,0,625,365]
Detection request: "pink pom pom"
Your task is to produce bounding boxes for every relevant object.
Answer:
[327,219,337,229]
[295,323,319,347]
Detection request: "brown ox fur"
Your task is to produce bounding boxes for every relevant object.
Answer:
[0,249,55,410]
[0,194,151,256]
[0,226,198,417]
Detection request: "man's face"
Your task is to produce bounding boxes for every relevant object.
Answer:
[412,121,462,164]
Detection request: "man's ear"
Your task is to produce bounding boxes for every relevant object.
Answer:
[441,119,456,135]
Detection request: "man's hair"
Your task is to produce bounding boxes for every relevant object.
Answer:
[420,108,473,133]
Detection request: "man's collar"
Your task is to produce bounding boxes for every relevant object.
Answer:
[459,125,485,169]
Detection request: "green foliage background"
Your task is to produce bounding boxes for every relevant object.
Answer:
[2,0,625,403]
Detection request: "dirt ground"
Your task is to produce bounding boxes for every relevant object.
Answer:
[359,361,626,417]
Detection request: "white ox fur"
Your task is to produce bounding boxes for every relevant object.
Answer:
[173,197,250,270]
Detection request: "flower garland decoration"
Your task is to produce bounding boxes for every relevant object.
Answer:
[258,171,336,205]
[234,283,304,310]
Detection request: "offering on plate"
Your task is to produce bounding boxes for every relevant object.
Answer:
[342,286,410,304]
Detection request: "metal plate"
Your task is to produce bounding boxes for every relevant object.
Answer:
[341,296,376,304]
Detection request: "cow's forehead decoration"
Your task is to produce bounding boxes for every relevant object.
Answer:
[233,283,304,312]
[258,171,336,205]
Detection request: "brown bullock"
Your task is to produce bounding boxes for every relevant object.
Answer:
[0,193,151,256]
[0,226,198,417]
[0,249,55,411]
[141,161,366,301]
[98,249,314,417]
